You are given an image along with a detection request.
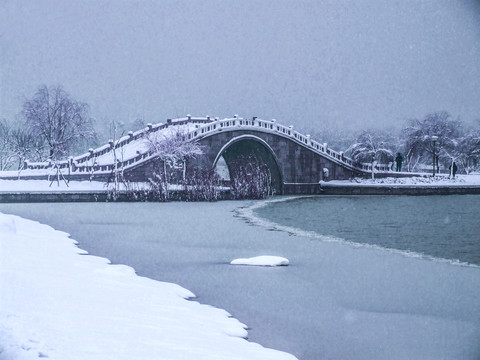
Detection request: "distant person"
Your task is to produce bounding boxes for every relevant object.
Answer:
[322,167,329,181]
[395,153,404,172]
[449,161,458,178]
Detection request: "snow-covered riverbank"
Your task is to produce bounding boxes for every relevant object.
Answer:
[0,180,134,192]
[0,213,296,360]
[324,173,480,186]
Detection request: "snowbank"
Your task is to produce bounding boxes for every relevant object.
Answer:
[0,180,111,192]
[231,256,289,266]
[0,213,296,360]
[323,174,480,186]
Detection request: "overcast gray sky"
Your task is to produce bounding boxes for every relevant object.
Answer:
[1,0,479,133]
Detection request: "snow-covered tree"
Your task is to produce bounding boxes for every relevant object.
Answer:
[0,120,45,170]
[348,130,395,179]
[148,129,203,179]
[349,130,395,163]
[402,111,461,172]
[22,85,96,160]
[444,129,480,174]
[0,120,15,171]
[147,128,203,198]
[10,128,45,169]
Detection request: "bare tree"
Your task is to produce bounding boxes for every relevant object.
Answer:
[228,154,274,199]
[22,85,95,160]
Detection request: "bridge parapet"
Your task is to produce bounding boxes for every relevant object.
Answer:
[23,116,214,171]
[15,115,391,179]
[187,117,383,172]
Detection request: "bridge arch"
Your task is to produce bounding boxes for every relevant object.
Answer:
[213,135,283,194]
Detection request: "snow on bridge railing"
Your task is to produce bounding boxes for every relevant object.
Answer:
[71,116,212,165]
[22,115,391,175]
[72,151,152,174]
[187,116,386,172]
[358,162,392,172]
[24,116,214,171]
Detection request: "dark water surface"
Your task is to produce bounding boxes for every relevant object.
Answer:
[255,195,480,266]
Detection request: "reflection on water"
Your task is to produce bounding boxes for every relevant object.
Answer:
[254,195,480,266]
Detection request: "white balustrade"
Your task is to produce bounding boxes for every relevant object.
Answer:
[22,115,391,176]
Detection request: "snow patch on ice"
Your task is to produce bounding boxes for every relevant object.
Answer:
[231,256,289,266]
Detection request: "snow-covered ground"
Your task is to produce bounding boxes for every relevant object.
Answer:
[0,180,228,194]
[0,213,296,360]
[0,180,112,192]
[323,174,480,186]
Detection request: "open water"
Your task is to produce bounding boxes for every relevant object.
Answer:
[254,195,480,267]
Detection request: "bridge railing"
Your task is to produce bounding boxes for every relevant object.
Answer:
[188,116,388,173]
[24,116,214,171]
[22,115,392,176]
[72,151,153,174]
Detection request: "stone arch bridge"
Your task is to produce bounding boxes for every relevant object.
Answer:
[17,116,391,194]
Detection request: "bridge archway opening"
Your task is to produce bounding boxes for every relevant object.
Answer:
[214,136,283,194]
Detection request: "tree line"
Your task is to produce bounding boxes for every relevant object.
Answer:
[312,111,480,174]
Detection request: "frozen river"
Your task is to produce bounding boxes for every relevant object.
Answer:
[2,198,479,360]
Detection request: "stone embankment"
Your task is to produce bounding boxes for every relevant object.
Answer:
[318,183,480,195]
[1,183,479,202]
